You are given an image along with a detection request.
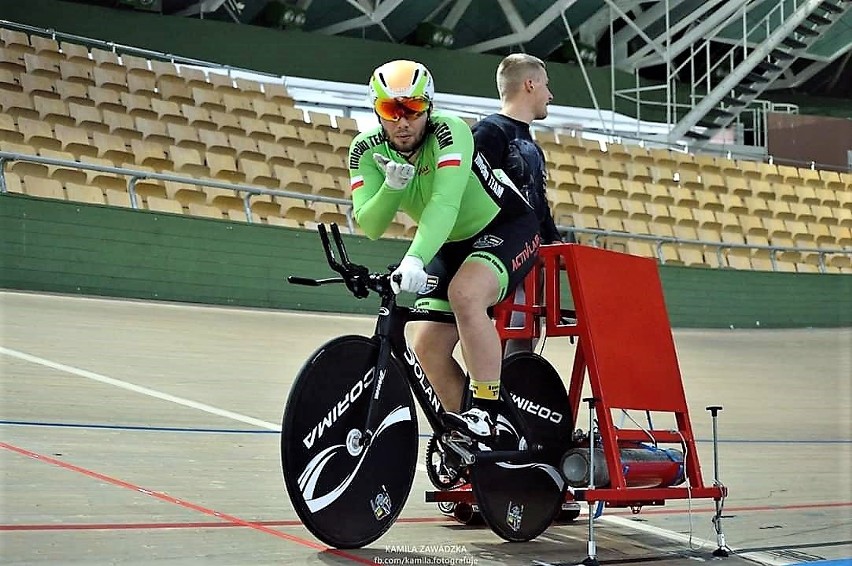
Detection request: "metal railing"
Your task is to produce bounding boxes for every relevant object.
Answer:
[559,226,851,274]
[0,151,356,233]
[2,152,848,274]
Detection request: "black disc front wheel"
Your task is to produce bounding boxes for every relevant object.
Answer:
[281,336,418,548]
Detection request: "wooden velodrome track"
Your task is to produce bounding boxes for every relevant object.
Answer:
[1,290,850,565]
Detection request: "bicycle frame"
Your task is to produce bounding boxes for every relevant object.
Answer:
[366,294,455,438]
[290,223,545,463]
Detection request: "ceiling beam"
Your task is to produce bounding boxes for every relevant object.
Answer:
[612,0,674,44]
[442,0,472,29]
[604,0,667,60]
[344,0,373,16]
[465,0,579,53]
[315,0,405,35]
[497,0,527,34]
[578,0,645,46]
[174,0,228,17]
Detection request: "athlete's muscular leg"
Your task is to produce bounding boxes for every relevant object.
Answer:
[412,322,465,412]
[447,261,502,402]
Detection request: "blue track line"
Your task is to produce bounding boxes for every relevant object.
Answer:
[1,420,851,443]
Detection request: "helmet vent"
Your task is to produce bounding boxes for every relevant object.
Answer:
[411,69,420,86]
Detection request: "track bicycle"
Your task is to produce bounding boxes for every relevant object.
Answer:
[281,224,574,548]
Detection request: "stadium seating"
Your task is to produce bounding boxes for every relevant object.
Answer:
[1,30,850,265]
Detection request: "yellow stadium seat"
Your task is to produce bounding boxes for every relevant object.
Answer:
[750,179,777,200]
[725,249,752,270]
[23,175,65,200]
[314,149,348,178]
[53,123,98,159]
[222,92,255,118]
[298,126,335,153]
[194,128,229,156]
[261,82,295,106]
[206,153,244,183]
[670,185,698,209]
[224,135,262,162]
[548,151,576,172]
[17,117,60,152]
[24,52,60,80]
[248,195,282,222]
[101,185,131,208]
[59,41,91,64]
[287,146,324,173]
[165,123,204,152]
[90,48,122,71]
[273,164,312,195]
[716,193,747,216]
[279,196,316,225]
[0,112,23,144]
[58,60,93,87]
[187,201,225,220]
[744,196,771,218]
[327,131,354,156]
[250,139,289,169]
[161,181,203,206]
[92,66,127,93]
[0,46,26,74]
[767,200,795,221]
[336,116,360,137]
[305,169,345,199]
[233,77,264,99]
[169,146,210,177]
[307,110,336,133]
[264,122,300,150]
[2,172,24,194]
[65,182,106,205]
[67,102,106,133]
[102,108,141,140]
[30,36,61,59]
[787,201,814,223]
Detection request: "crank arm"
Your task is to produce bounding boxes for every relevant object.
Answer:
[442,434,476,466]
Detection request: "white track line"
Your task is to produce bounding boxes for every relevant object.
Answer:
[0,346,280,431]
[0,345,429,473]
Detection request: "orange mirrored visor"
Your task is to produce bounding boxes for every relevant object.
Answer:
[374,97,430,122]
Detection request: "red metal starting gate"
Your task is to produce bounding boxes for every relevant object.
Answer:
[429,243,729,562]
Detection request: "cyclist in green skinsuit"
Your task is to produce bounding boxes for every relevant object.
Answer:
[348,59,541,442]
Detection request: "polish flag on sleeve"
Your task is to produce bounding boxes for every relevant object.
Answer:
[350,175,364,191]
[437,153,462,169]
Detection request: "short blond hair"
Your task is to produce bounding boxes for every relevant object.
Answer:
[496,53,547,101]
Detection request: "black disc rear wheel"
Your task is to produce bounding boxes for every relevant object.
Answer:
[472,352,572,542]
[281,335,418,548]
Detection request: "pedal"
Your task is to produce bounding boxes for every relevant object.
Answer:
[442,433,476,466]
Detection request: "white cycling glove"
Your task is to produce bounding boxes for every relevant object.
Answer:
[391,255,428,295]
[373,153,415,190]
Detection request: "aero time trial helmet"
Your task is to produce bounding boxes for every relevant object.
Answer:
[368,60,434,122]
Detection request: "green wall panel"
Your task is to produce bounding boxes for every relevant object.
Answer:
[659,265,851,328]
[0,194,405,314]
[2,195,850,327]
